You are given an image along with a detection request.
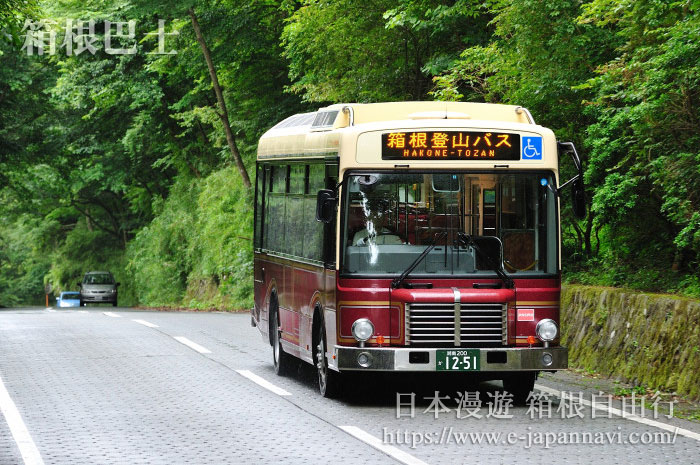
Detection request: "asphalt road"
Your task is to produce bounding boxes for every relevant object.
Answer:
[0,307,698,465]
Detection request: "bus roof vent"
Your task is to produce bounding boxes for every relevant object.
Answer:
[271,112,316,129]
[408,111,471,120]
[312,110,340,129]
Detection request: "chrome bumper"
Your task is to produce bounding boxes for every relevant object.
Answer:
[334,346,567,372]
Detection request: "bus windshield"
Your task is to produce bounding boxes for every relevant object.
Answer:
[341,171,558,277]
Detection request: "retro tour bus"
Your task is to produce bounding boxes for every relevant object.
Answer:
[252,102,585,399]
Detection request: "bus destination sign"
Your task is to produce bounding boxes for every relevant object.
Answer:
[381,131,520,161]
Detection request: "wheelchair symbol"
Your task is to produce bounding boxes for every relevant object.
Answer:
[523,138,541,159]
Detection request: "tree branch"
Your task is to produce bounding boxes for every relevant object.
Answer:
[188,7,252,189]
[70,200,122,241]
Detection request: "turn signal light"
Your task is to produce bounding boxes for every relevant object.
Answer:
[527,335,537,345]
[376,335,385,345]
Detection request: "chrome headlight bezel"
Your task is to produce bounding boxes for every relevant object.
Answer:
[351,318,375,342]
[536,318,559,342]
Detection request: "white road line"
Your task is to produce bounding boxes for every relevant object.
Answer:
[132,319,159,328]
[338,425,429,465]
[103,312,121,318]
[235,370,291,396]
[78,311,88,314]
[536,384,700,442]
[46,309,55,313]
[173,336,211,354]
[0,375,45,465]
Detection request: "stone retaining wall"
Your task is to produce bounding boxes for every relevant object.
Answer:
[561,285,700,399]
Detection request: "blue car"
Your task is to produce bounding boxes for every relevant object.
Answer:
[57,291,81,308]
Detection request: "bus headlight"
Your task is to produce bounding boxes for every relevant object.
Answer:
[536,319,558,342]
[351,318,374,342]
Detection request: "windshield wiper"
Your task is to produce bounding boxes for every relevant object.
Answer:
[391,231,447,289]
[457,232,514,289]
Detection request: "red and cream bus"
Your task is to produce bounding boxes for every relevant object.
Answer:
[252,102,585,399]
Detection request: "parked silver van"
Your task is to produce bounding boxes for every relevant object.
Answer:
[78,271,119,307]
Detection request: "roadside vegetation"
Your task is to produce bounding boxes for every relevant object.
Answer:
[1,0,699,308]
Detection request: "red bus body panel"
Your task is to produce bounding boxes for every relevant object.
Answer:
[254,253,560,361]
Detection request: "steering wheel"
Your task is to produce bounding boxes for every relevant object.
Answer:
[504,258,538,272]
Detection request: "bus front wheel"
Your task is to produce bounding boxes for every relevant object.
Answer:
[315,322,341,398]
[502,372,537,405]
[271,305,293,376]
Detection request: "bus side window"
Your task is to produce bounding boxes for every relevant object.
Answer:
[266,165,287,253]
[303,164,325,261]
[287,165,305,257]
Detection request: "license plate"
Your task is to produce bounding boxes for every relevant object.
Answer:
[436,349,480,371]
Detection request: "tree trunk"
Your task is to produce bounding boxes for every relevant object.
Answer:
[85,207,93,232]
[583,211,593,257]
[188,8,252,189]
[571,220,584,259]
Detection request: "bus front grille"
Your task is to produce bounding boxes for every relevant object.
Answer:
[405,303,506,347]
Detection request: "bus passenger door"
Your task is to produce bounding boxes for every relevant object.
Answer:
[253,164,268,327]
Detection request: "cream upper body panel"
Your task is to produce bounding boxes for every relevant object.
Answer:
[258,102,558,179]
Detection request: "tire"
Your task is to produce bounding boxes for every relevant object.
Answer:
[315,319,342,398]
[112,301,117,307]
[80,301,84,307]
[502,372,537,405]
[270,304,293,376]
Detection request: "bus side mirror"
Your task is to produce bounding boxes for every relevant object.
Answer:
[316,189,336,223]
[557,141,587,220]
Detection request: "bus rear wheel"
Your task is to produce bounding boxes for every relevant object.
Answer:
[502,372,537,405]
[315,323,341,398]
[271,306,293,376]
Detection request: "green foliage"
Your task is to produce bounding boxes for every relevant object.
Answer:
[0,0,40,44]
[1,0,290,308]
[187,166,253,309]
[2,0,700,308]
[613,385,646,397]
[127,177,200,306]
[127,168,253,309]
[282,0,490,102]
[567,0,700,286]
[0,215,53,306]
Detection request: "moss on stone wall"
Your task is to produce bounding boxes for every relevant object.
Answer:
[561,285,700,400]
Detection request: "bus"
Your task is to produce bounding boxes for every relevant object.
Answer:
[252,102,585,400]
